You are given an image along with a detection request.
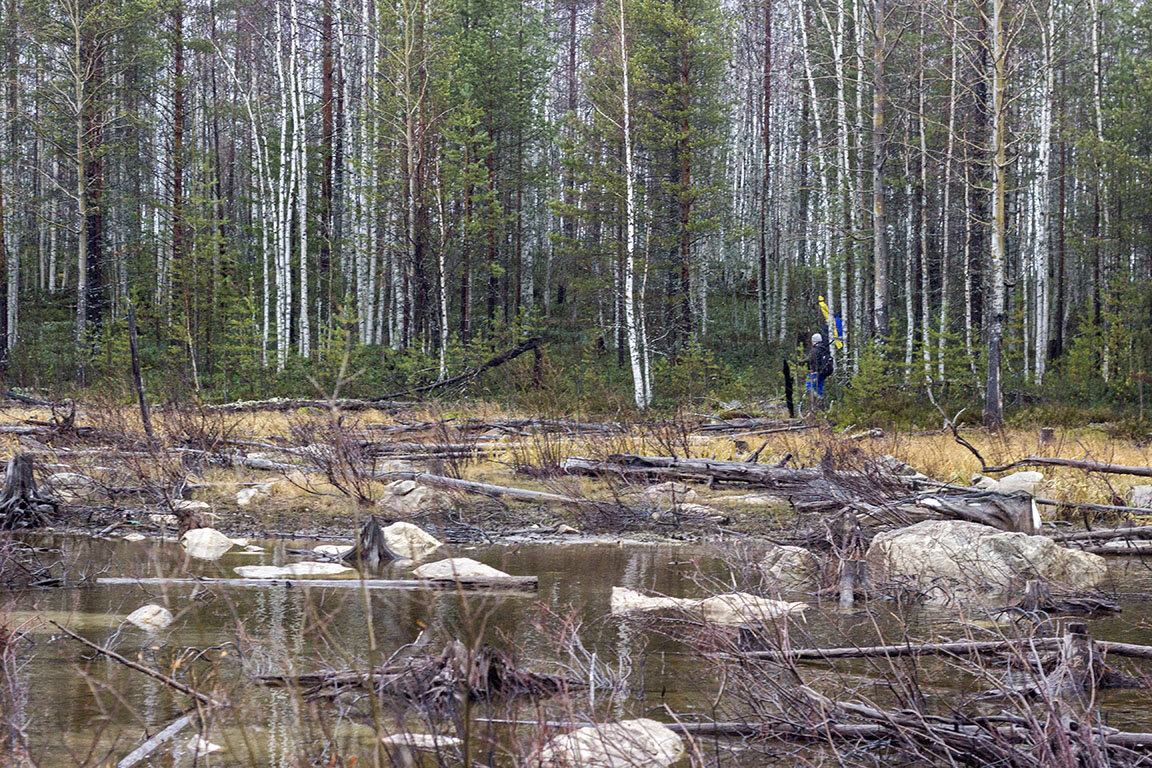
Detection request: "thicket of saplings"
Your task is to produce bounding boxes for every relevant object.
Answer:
[6,288,1148,431]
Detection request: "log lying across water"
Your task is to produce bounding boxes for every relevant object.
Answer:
[737,635,1152,663]
[97,575,539,591]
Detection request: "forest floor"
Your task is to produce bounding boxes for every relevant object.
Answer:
[2,398,1149,542]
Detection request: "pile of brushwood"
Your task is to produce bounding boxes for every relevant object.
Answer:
[260,640,581,715]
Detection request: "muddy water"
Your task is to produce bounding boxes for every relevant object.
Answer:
[7,535,1152,766]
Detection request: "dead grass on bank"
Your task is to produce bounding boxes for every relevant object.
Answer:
[0,400,1150,533]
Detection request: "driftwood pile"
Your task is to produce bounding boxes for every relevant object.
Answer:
[260,640,579,713]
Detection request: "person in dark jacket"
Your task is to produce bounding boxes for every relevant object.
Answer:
[806,333,833,397]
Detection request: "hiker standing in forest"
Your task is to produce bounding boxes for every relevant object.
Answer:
[807,333,834,402]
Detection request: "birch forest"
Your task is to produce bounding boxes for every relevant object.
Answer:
[0,0,1149,423]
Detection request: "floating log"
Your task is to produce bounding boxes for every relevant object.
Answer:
[96,575,538,591]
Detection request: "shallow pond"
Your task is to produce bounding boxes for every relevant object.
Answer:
[6,533,1152,766]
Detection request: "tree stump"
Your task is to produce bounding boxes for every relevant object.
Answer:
[0,454,56,530]
[343,515,402,570]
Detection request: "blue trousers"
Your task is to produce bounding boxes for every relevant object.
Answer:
[806,372,826,396]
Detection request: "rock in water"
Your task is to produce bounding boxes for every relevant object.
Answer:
[122,533,146,542]
[537,718,684,768]
[412,558,511,581]
[610,587,691,614]
[867,520,1106,601]
[187,736,223,756]
[180,528,236,560]
[125,604,173,631]
[234,562,354,578]
[383,521,442,560]
[696,593,809,624]
[315,543,354,555]
[759,544,820,589]
[610,587,808,625]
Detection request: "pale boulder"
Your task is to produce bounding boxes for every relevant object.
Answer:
[383,521,442,560]
[610,587,808,625]
[236,483,273,506]
[867,520,1106,600]
[697,593,809,624]
[642,482,697,504]
[970,471,1045,495]
[315,543,354,556]
[536,718,684,768]
[234,562,353,578]
[180,528,235,560]
[122,533,147,542]
[759,544,820,589]
[46,472,93,489]
[125,604,172,631]
[379,479,446,514]
[187,736,223,756]
[172,499,210,513]
[1130,485,1152,508]
[611,587,690,614]
[412,558,511,581]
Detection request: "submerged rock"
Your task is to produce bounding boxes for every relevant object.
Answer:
[537,718,684,768]
[234,562,353,578]
[610,587,808,625]
[180,528,235,560]
[315,543,354,555]
[383,521,442,560]
[867,520,1106,601]
[125,604,173,631]
[187,736,223,756]
[412,557,511,581]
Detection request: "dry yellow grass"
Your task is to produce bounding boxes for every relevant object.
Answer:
[3,401,1148,529]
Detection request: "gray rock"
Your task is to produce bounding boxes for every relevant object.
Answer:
[1130,485,1152,508]
[866,520,1106,601]
[379,479,446,514]
[537,718,684,768]
[759,544,820,589]
[180,527,236,560]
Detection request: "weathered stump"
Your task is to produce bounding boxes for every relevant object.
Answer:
[0,454,56,530]
[343,515,402,570]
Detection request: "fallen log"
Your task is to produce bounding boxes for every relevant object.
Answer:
[983,456,1152,478]
[375,337,542,400]
[1053,525,1152,543]
[48,620,223,707]
[739,637,1063,661]
[96,575,539,591]
[203,398,419,413]
[738,634,1152,665]
[116,711,200,768]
